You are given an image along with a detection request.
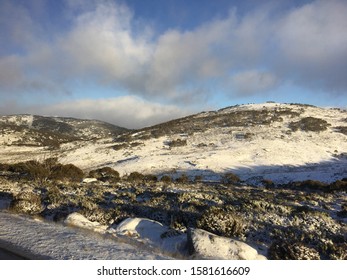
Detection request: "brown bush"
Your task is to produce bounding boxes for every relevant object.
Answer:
[168,139,187,148]
[10,192,43,215]
[89,167,120,182]
[197,206,245,238]
[51,164,84,182]
[289,117,330,132]
[126,172,144,182]
[176,174,190,184]
[143,174,158,182]
[268,240,320,260]
[261,179,275,187]
[0,163,10,171]
[328,180,347,192]
[222,172,241,184]
[160,175,172,183]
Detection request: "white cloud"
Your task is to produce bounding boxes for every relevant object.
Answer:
[1,0,346,106]
[274,0,347,92]
[229,70,279,96]
[60,2,152,81]
[30,96,192,129]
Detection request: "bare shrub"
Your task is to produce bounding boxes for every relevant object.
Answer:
[5,158,83,183]
[168,139,187,148]
[51,164,84,182]
[126,172,144,182]
[160,175,172,183]
[10,192,43,215]
[289,117,330,132]
[45,185,64,205]
[143,174,158,182]
[222,172,241,184]
[268,240,321,260]
[197,206,245,238]
[328,180,347,192]
[89,167,120,182]
[176,174,190,184]
[261,179,275,187]
[0,163,10,171]
[112,143,128,151]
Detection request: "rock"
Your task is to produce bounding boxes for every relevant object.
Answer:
[115,218,167,241]
[113,218,187,256]
[64,212,107,233]
[82,178,98,183]
[187,228,267,260]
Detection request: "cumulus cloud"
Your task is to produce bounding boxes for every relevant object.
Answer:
[0,0,346,107]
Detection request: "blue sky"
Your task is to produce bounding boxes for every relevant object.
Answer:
[0,0,346,128]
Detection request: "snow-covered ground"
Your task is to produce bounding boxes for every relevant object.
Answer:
[0,103,345,261]
[0,211,267,260]
[0,103,346,184]
[58,103,347,183]
[0,211,170,260]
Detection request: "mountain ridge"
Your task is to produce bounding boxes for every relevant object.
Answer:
[0,114,129,147]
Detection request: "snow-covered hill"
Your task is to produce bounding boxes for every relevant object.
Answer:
[61,103,347,184]
[0,114,128,146]
[1,103,347,184]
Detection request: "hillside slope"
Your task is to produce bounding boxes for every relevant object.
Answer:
[0,114,128,163]
[1,103,346,184]
[60,103,347,184]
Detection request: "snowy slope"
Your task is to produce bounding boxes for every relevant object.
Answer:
[0,114,128,145]
[0,211,170,260]
[59,103,347,183]
[1,103,346,184]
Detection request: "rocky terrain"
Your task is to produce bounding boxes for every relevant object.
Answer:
[0,102,346,259]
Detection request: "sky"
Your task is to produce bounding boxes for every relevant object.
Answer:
[0,0,346,128]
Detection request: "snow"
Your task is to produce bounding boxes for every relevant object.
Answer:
[0,103,345,260]
[0,211,170,260]
[188,228,267,260]
[82,178,98,183]
[0,211,267,260]
[112,218,187,257]
[1,103,346,184]
[64,212,107,233]
[51,103,347,184]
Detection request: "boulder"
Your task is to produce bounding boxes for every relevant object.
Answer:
[113,218,187,256]
[187,228,267,260]
[82,178,98,183]
[64,212,107,233]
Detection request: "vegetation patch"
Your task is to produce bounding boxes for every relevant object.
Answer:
[168,139,187,148]
[289,117,330,132]
[0,164,345,260]
[222,172,241,184]
[268,240,320,260]
[89,167,120,182]
[197,206,245,238]
[10,192,43,215]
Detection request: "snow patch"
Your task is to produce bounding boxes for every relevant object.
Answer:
[112,218,187,256]
[64,212,107,233]
[187,228,267,260]
[82,178,98,183]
